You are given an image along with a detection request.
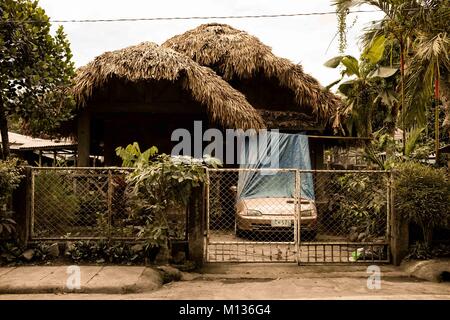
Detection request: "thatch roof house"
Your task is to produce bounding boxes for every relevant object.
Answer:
[72,42,264,165]
[163,23,342,133]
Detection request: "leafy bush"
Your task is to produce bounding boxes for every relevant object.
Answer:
[0,240,23,264]
[116,143,221,250]
[0,159,23,202]
[394,162,450,246]
[0,159,24,238]
[405,241,450,260]
[331,173,387,238]
[66,240,158,264]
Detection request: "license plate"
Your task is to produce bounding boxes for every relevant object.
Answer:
[271,219,291,227]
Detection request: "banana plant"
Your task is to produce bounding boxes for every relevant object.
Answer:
[325,34,398,137]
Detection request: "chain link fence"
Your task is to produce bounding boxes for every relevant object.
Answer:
[31,168,187,241]
[207,169,299,262]
[206,169,390,263]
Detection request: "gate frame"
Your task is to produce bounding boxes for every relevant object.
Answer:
[204,168,301,263]
[204,168,392,264]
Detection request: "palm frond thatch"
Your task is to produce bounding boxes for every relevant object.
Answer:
[163,23,343,130]
[71,42,265,130]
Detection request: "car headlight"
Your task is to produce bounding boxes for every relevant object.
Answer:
[246,209,263,216]
[301,209,314,217]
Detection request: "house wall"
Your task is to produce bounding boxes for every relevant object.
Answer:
[77,78,215,166]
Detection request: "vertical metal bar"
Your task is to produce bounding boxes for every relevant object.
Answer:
[295,169,300,264]
[205,169,210,262]
[30,170,35,239]
[245,244,248,262]
[253,245,255,262]
[107,169,112,240]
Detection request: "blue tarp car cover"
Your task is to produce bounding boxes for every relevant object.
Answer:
[237,131,314,200]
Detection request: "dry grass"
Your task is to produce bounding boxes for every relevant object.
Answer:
[163,23,343,131]
[71,42,265,130]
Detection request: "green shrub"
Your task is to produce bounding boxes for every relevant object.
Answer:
[66,240,158,264]
[405,241,450,260]
[331,173,387,238]
[394,162,450,246]
[0,159,23,202]
[0,159,24,238]
[116,143,220,249]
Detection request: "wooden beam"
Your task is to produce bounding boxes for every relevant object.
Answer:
[256,109,323,131]
[86,102,202,114]
[77,110,91,167]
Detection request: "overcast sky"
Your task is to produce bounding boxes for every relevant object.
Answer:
[39,0,384,87]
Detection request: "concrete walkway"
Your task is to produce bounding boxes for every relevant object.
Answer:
[0,266,163,294]
[0,262,449,299]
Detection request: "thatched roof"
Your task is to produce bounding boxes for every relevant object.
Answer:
[71,42,265,130]
[163,23,343,131]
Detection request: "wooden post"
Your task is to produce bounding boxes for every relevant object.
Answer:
[187,185,205,267]
[390,171,409,265]
[309,140,324,170]
[77,110,91,167]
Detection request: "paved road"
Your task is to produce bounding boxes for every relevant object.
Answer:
[1,274,449,300]
[1,263,449,300]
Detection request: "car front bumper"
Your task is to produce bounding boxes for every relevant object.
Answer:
[236,214,317,232]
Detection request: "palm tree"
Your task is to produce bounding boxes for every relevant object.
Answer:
[334,0,450,159]
[404,13,449,160]
[325,36,398,137]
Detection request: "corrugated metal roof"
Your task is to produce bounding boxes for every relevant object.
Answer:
[2,132,77,151]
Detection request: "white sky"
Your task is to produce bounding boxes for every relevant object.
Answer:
[39,0,384,87]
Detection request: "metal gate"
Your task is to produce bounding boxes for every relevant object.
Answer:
[205,169,390,264]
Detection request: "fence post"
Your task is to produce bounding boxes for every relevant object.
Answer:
[389,170,409,265]
[187,184,205,267]
[12,166,32,245]
[295,169,300,264]
[107,169,113,240]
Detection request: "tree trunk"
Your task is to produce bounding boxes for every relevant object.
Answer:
[400,40,406,155]
[0,103,10,159]
[440,72,450,133]
[422,226,433,248]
